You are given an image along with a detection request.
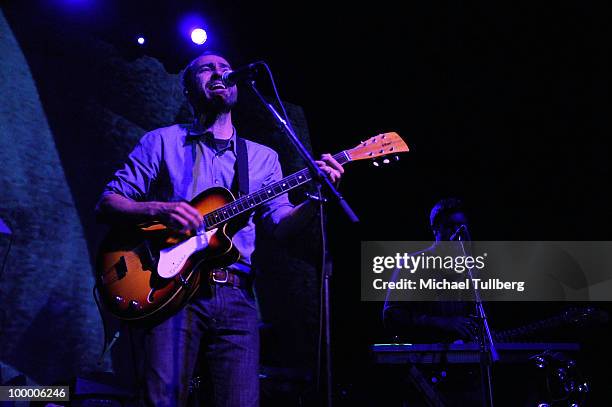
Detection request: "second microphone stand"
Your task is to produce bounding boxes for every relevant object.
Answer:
[458,235,498,407]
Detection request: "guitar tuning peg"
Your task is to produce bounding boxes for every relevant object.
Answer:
[382,158,390,164]
[372,160,380,167]
[394,155,400,161]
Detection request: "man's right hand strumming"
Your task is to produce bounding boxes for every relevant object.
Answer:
[96,193,202,234]
[151,201,203,234]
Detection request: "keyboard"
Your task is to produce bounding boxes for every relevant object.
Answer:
[371,342,580,364]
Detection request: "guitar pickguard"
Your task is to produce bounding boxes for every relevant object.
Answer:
[157,228,217,278]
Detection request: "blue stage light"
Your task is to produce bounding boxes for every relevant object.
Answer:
[137,36,146,45]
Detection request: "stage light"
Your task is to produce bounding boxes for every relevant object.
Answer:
[137,37,146,45]
[190,28,208,45]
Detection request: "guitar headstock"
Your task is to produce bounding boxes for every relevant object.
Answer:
[346,132,409,164]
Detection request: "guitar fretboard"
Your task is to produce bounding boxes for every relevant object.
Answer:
[203,151,350,229]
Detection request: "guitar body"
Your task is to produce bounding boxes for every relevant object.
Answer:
[96,187,241,324]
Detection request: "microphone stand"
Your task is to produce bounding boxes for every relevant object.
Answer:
[246,81,359,223]
[457,234,498,407]
[247,80,359,407]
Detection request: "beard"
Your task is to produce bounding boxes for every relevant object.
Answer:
[191,90,238,115]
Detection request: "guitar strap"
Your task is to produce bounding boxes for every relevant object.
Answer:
[232,137,249,197]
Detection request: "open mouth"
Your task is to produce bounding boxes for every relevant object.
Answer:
[208,82,227,91]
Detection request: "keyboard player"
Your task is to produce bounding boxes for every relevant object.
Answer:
[381,198,485,406]
[383,198,478,343]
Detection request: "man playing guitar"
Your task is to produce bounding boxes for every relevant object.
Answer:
[96,51,343,407]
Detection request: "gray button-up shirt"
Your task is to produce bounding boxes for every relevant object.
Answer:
[102,123,295,274]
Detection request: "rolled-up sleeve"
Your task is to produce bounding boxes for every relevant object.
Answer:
[102,132,162,201]
[256,150,295,234]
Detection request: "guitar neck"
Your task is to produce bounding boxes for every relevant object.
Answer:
[203,151,350,229]
[493,307,597,342]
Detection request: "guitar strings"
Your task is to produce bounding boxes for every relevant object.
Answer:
[203,151,348,229]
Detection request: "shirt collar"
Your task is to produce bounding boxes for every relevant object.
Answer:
[185,122,237,155]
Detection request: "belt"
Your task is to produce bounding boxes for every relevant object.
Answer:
[208,268,250,288]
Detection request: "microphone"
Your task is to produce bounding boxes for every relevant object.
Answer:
[221,62,261,87]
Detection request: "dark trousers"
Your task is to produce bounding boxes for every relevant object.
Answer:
[141,283,259,407]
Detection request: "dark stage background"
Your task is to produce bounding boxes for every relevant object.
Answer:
[1,0,611,405]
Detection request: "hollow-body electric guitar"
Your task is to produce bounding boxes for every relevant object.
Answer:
[96,132,408,323]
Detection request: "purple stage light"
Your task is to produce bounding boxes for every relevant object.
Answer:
[190,28,208,45]
[137,37,146,45]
